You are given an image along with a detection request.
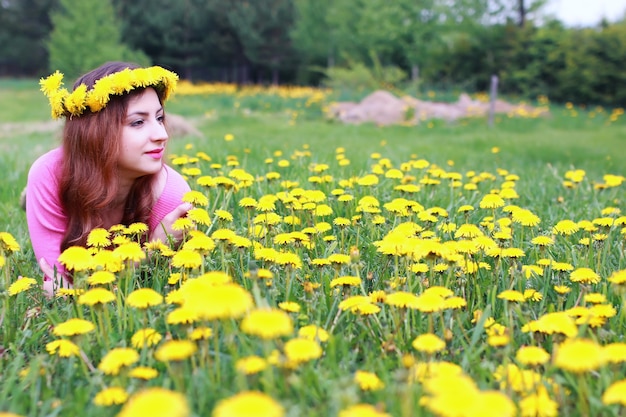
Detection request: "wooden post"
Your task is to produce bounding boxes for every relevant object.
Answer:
[488,75,499,128]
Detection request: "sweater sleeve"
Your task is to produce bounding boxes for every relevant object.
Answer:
[25,148,67,281]
[148,164,191,232]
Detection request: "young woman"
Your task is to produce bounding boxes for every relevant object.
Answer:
[27,61,192,296]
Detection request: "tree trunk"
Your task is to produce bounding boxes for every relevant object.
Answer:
[272,67,279,85]
[242,64,250,85]
[518,0,526,27]
[411,64,419,82]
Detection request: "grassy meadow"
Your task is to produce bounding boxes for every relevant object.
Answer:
[1,78,626,417]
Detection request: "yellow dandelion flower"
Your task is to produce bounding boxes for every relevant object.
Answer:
[515,345,550,366]
[589,303,616,318]
[213,391,284,417]
[522,311,578,337]
[465,390,516,417]
[583,293,606,304]
[278,301,301,313]
[455,223,483,239]
[189,326,213,340]
[215,209,234,222]
[53,318,95,337]
[239,197,258,208]
[86,228,111,248]
[498,289,526,303]
[414,293,446,313]
[385,291,419,309]
[330,276,361,288]
[333,217,351,227]
[551,261,574,272]
[39,70,64,96]
[58,246,94,271]
[412,333,446,354]
[510,209,540,227]
[604,343,626,364]
[552,220,580,235]
[235,356,268,375]
[172,249,203,269]
[354,370,384,391]
[187,207,212,226]
[553,338,605,373]
[569,267,601,284]
[519,386,559,417]
[46,339,80,357]
[98,347,139,375]
[56,288,85,298]
[554,285,571,294]
[93,386,128,406]
[339,404,391,417]
[284,338,322,365]
[86,271,116,286]
[298,325,329,342]
[241,308,293,339]
[602,379,626,406]
[92,249,123,272]
[424,286,453,298]
[443,296,467,309]
[183,234,215,253]
[531,235,554,247]
[480,193,505,209]
[128,366,159,380]
[522,265,544,278]
[113,242,146,262]
[78,288,116,306]
[488,332,511,347]
[172,217,194,231]
[8,277,38,296]
[523,289,543,302]
[126,222,149,235]
[183,190,209,206]
[422,373,479,416]
[126,288,163,309]
[155,340,197,362]
[118,388,189,417]
[357,174,379,186]
[131,328,162,348]
[608,269,626,285]
[327,253,351,266]
[178,281,254,320]
[197,271,232,285]
[275,252,302,269]
[352,302,381,315]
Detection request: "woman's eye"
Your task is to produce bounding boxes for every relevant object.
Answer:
[130,119,144,127]
[157,115,165,123]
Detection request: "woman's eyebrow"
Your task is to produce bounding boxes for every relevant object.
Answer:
[126,107,164,117]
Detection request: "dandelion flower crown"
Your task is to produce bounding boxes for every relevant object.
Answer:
[40,66,179,119]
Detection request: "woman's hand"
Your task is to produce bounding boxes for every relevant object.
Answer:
[40,258,72,298]
[149,202,193,244]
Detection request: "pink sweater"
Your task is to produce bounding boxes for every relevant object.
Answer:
[26,147,191,280]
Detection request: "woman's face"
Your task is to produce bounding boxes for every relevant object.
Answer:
[117,88,168,182]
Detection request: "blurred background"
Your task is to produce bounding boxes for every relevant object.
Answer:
[1,0,625,106]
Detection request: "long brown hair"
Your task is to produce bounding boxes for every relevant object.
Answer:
[59,62,165,252]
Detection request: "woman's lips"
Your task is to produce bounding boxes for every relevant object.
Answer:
[146,149,164,159]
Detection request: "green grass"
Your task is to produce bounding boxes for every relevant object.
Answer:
[1,79,626,417]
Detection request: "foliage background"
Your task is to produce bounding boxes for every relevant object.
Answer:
[1,0,626,105]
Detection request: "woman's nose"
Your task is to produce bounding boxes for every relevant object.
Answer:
[151,120,169,141]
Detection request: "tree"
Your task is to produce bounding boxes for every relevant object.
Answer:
[486,0,548,27]
[225,0,296,85]
[114,0,240,81]
[48,0,148,81]
[291,0,335,81]
[0,0,58,76]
